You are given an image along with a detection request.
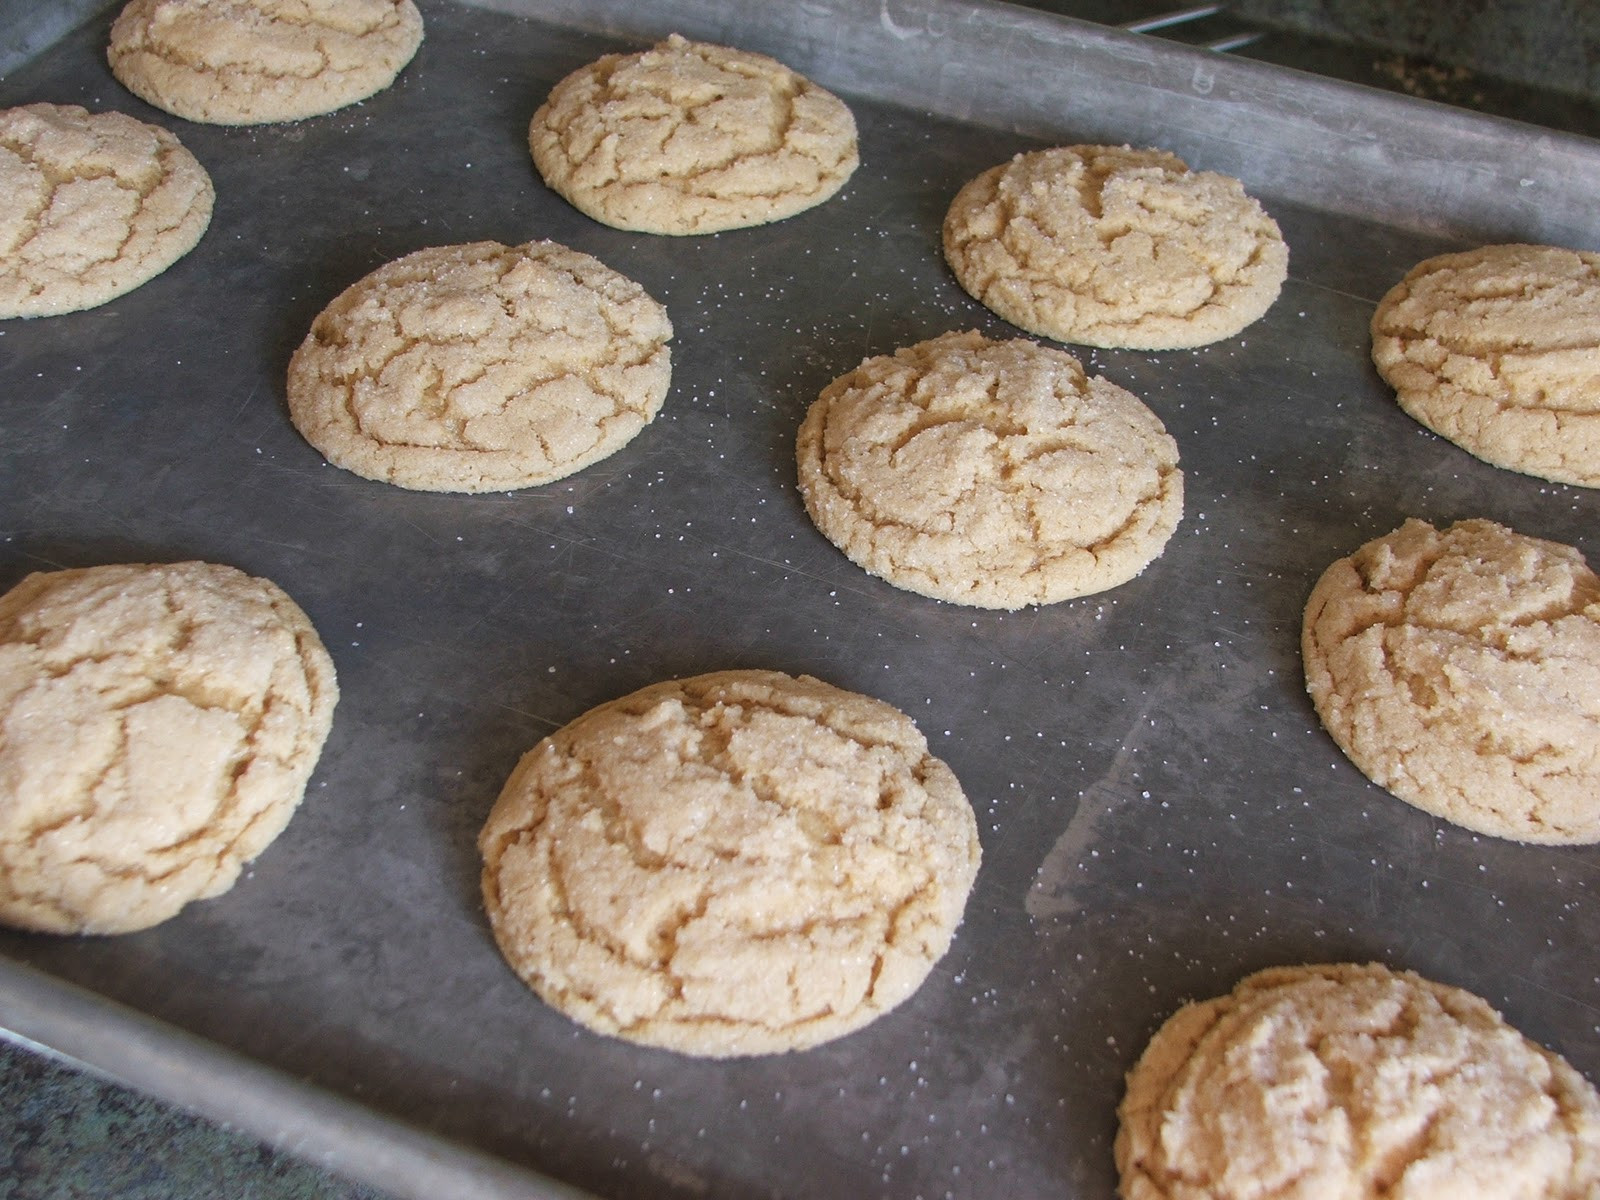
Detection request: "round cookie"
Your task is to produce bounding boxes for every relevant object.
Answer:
[1371,243,1600,489]
[107,0,424,126]
[529,33,859,235]
[796,330,1183,609]
[1116,962,1600,1200]
[287,240,673,493]
[0,561,338,935]
[942,144,1288,349]
[478,669,981,1057]
[0,102,212,319]
[1302,517,1600,844]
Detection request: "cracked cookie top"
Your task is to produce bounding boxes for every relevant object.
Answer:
[796,330,1183,609]
[286,240,673,493]
[1302,517,1600,844]
[1116,963,1600,1200]
[1371,243,1600,489]
[943,144,1288,349]
[478,670,981,1057]
[0,103,212,319]
[107,0,423,125]
[529,34,859,235]
[0,562,338,935]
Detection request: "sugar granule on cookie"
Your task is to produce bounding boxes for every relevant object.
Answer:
[529,33,859,235]
[1302,517,1600,844]
[108,0,424,126]
[0,102,213,320]
[0,562,338,935]
[797,330,1183,609]
[1117,962,1600,1200]
[478,670,981,1057]
[942,144,1288,349]
[287,240,673,493]
[1371,243,1600,489]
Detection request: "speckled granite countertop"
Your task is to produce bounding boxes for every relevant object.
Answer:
[3,2,1595,1198]
[0,1038,389,1199]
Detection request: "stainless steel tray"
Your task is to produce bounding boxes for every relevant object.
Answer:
[2,2,1597,1197]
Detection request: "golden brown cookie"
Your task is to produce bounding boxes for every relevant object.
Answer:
[478,670,981,1057]
[0,562,338,935]
[287,240,673,493]
[0,102,212,319]
[1302,517,1600,844]
[796,330,1183,608]
[529,34,859,235]
[942,144,1288,349]
[1117,962,1600,1200]
[107,0,424,125]
[1371,243,1600,489]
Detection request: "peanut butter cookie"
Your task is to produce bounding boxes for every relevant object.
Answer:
[797,331,1183,608]
[108,0,423,125]
[1372,243,1600,488]
[1302,517,1600,843]
[0,103,212,319]
[943,144,1287,349]
[1117,963,1600,1200]
[287,240,673,493]
[479,670,981,1057]
[0,562,338,934]
[529,34,858,235]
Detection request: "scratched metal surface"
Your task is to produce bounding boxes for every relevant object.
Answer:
[1,2,1597,1198]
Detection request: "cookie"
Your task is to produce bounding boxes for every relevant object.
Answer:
[796,330,1183,609]
[1302,517,1600,844]
[287,240,673,493]
[942,144,1288,349]
[0,562,338,935]
[529,34,859,235]
[1116,962,1600,1200]
[478,669,981,1057]
[107,0,424,125]
[1371,243,1600,489]
[0,103,212,319]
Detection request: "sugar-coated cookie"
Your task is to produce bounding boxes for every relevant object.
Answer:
[1372,243,1600,488]
[0,103,212,319]
[287,240,673,493]
[1117,963,1600,1200]
[797,330,1183,608]
[108,0,423,125]
[0,562,338,934]
[1302,517,1600,844]
[529,34,858,235]
[479,670,981,1057]
[943,144,1287,349]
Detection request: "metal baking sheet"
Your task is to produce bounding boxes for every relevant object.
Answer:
[2,2,1597,1197]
